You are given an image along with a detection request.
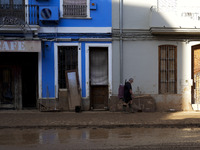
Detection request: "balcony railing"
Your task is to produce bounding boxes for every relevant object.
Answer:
[0,4,39,26]
[63,4,87,17]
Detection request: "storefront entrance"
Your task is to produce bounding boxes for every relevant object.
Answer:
[0,52,38,109]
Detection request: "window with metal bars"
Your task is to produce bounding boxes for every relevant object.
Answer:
[0,0,38,25]
[58,46,78,88]
[159,45,177,94]
[63,0,87,17]
[0,0,25,23]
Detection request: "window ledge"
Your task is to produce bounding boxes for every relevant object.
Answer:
[61,17,92,20]
[150,27,200,35]
[0,25,40,34]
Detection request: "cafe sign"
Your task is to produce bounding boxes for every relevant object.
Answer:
[0,40,41,52]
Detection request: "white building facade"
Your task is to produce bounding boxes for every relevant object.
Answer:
[112,0,200,111]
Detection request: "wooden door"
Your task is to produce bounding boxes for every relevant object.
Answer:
[0,65,22,109]
[0,67,14,108]
[192,45,200,104]
[65,70,81,111]
[90,47,108,109]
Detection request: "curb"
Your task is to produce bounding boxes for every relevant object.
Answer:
[1,123,200,129]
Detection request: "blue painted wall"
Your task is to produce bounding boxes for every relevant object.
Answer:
[42,41,55,98]
[81,42,86,97]
[41,40,112,98]
[29,0,112,27]
[33,0,112,99]
[29,0,59,6]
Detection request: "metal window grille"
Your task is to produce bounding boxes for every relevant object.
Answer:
[63,0,87,17]
[159,45,177,94]
[58,46,78,89]
[0,4,39,25]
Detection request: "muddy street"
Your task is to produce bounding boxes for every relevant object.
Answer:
[1,127,200,150]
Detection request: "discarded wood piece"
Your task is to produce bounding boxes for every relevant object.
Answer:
[65,70,81,111]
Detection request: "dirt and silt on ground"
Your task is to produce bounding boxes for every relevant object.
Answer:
[1,111,200,149]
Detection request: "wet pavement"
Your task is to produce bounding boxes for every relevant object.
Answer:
[1,127,200,149]
[1,110,200,149]
[0,110,200,128]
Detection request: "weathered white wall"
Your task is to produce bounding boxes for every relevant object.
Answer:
[121,41,194,95]
[123,41,158,94]
[112,40,197,111]
[123,0,157,29]
[112,41,121,95]
[112,39,200,111]
[113,40,195,94]
[112,0,157,29]
[112,0,120,29]
[112,0,200,111]
[150,10,200,28]
[113,0,200,29]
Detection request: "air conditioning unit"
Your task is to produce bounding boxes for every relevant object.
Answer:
[39,6,59,21]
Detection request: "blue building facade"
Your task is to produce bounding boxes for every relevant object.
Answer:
[0,0,112,110]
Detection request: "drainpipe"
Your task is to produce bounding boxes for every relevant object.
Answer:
[120,0,123,84]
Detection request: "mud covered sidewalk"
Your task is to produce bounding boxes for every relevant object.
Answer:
[1,110,200,129]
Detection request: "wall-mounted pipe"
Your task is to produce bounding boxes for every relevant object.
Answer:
[120,0,123,84]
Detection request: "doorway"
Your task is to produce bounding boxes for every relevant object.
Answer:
[0,66,15,109]
[192,45,200,104]
[58,46,78,89]
[21,53,38,108]
[89,47,108,109]
[0,52,38,109]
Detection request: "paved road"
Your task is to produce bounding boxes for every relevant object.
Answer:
[1,110,200,149]
[1,110,200,128]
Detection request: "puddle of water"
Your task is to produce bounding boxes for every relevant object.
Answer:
[1,127,200,149]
